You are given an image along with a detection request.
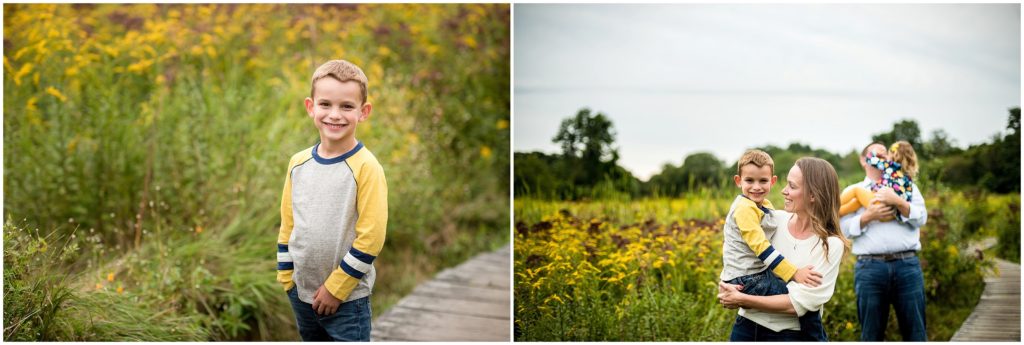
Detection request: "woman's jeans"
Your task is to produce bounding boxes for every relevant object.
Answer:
[730,315,820,341]
[854,255,927,341]
[287,287,372,341]
[725,269,828,341]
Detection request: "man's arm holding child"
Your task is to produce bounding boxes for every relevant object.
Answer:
[876,186,927,228]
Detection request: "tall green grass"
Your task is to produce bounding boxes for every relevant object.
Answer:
[4,4,509,340]
[514,187,1006,341]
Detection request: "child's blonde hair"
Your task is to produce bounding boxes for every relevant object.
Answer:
[310,60,368,104]
[890,141,918,178]
[736,150,774,176]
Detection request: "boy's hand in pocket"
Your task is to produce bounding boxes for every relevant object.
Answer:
[312,284,341,316]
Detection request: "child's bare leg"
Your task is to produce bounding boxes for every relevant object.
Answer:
[840,187,872,216]
[853,188,875,208]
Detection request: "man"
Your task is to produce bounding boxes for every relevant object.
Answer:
[840,142,928,341]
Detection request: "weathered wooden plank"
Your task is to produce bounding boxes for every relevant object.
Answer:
[410,280,509,303]
[374,321,508,341]
[951,258,1021,342]
[450,258,511,274]
[435,269,510,289]
[374,307,508,333]
[372,244,510,341]
[391,294,509,319]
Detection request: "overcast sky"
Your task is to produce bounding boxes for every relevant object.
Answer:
[514,4,1021,180]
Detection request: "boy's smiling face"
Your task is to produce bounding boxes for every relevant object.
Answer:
[304,77,371,153]
[733,164,777,204]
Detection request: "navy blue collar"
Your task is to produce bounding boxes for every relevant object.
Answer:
[740,194,772,214]
[312,141,363,165]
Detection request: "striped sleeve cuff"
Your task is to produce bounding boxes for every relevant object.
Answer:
[757,245,785,272]
[277,244,294,270]
[339,247,376,279]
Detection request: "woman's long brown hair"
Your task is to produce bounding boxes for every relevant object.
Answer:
[795,157,851,262]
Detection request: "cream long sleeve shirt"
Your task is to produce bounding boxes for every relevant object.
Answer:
[739,210,846,332]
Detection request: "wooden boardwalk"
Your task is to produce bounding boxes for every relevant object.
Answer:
[951,257,1021,341]
[372,244,510,341]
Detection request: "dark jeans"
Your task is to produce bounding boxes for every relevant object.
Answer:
[730,315,813,341]
[287,287,372,341]
[725,269,827,341]
[854,255,927,341]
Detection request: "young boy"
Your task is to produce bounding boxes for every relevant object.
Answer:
[720,149,826,340]
[276,60,388,341]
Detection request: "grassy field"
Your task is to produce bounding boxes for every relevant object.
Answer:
[4,4,509,341]
[514,187,1017,341]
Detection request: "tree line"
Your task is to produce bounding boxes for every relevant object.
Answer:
[515,107,1021,200]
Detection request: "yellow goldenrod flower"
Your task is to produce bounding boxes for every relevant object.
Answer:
[25,97,38,112]
[195,225,203,234]
[117,285,124,294]
[107,272,115,282]
[480,146,492,159]
[2,56,13,74]
[95,283,103,290]
[12,62,33,86]
[496,119,509,130]
[45,86,67,102]
[462,35,478,49]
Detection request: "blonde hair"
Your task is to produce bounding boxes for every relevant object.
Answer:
[795,157,851,263]
[889,141,919,178]
[736,149,774,176]
[310,60,368,103]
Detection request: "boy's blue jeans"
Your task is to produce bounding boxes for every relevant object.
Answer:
[854,255,927,341]
[725,269,828,341]
[287,287,372,341]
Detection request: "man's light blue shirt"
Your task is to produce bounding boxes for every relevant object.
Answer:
[839,177,927,255]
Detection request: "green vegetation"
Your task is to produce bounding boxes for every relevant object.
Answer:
[516,107,1021,201]
[4,4,509,340]
[514,191,1002,341]
[514,106,1018,340]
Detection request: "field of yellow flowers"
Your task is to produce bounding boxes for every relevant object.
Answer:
[4,4,509,341]
[514,188,1014,341]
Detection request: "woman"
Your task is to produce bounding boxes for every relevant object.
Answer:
[718,157,851,341]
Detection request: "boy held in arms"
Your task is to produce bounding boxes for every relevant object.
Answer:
[720,150,825,339]
[277,60,388,341]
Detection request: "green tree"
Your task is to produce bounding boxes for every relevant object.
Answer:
[552,108,621,189]
[514,152,562,198]
[644,152,725,196]
[680,152,725,189]
[924,129,960,158]
[871,119,924,157]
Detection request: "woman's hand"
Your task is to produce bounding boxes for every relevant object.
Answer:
[718,282,745,309]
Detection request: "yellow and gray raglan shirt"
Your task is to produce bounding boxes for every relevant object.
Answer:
[720,195,798,282]
[276,141,388,304]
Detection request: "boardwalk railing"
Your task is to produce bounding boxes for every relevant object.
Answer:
[372,244,510,341]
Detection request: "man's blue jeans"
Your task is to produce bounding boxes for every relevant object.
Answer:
[725,269,827,341]
[854,255,927,341]
[287,287,372,341]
